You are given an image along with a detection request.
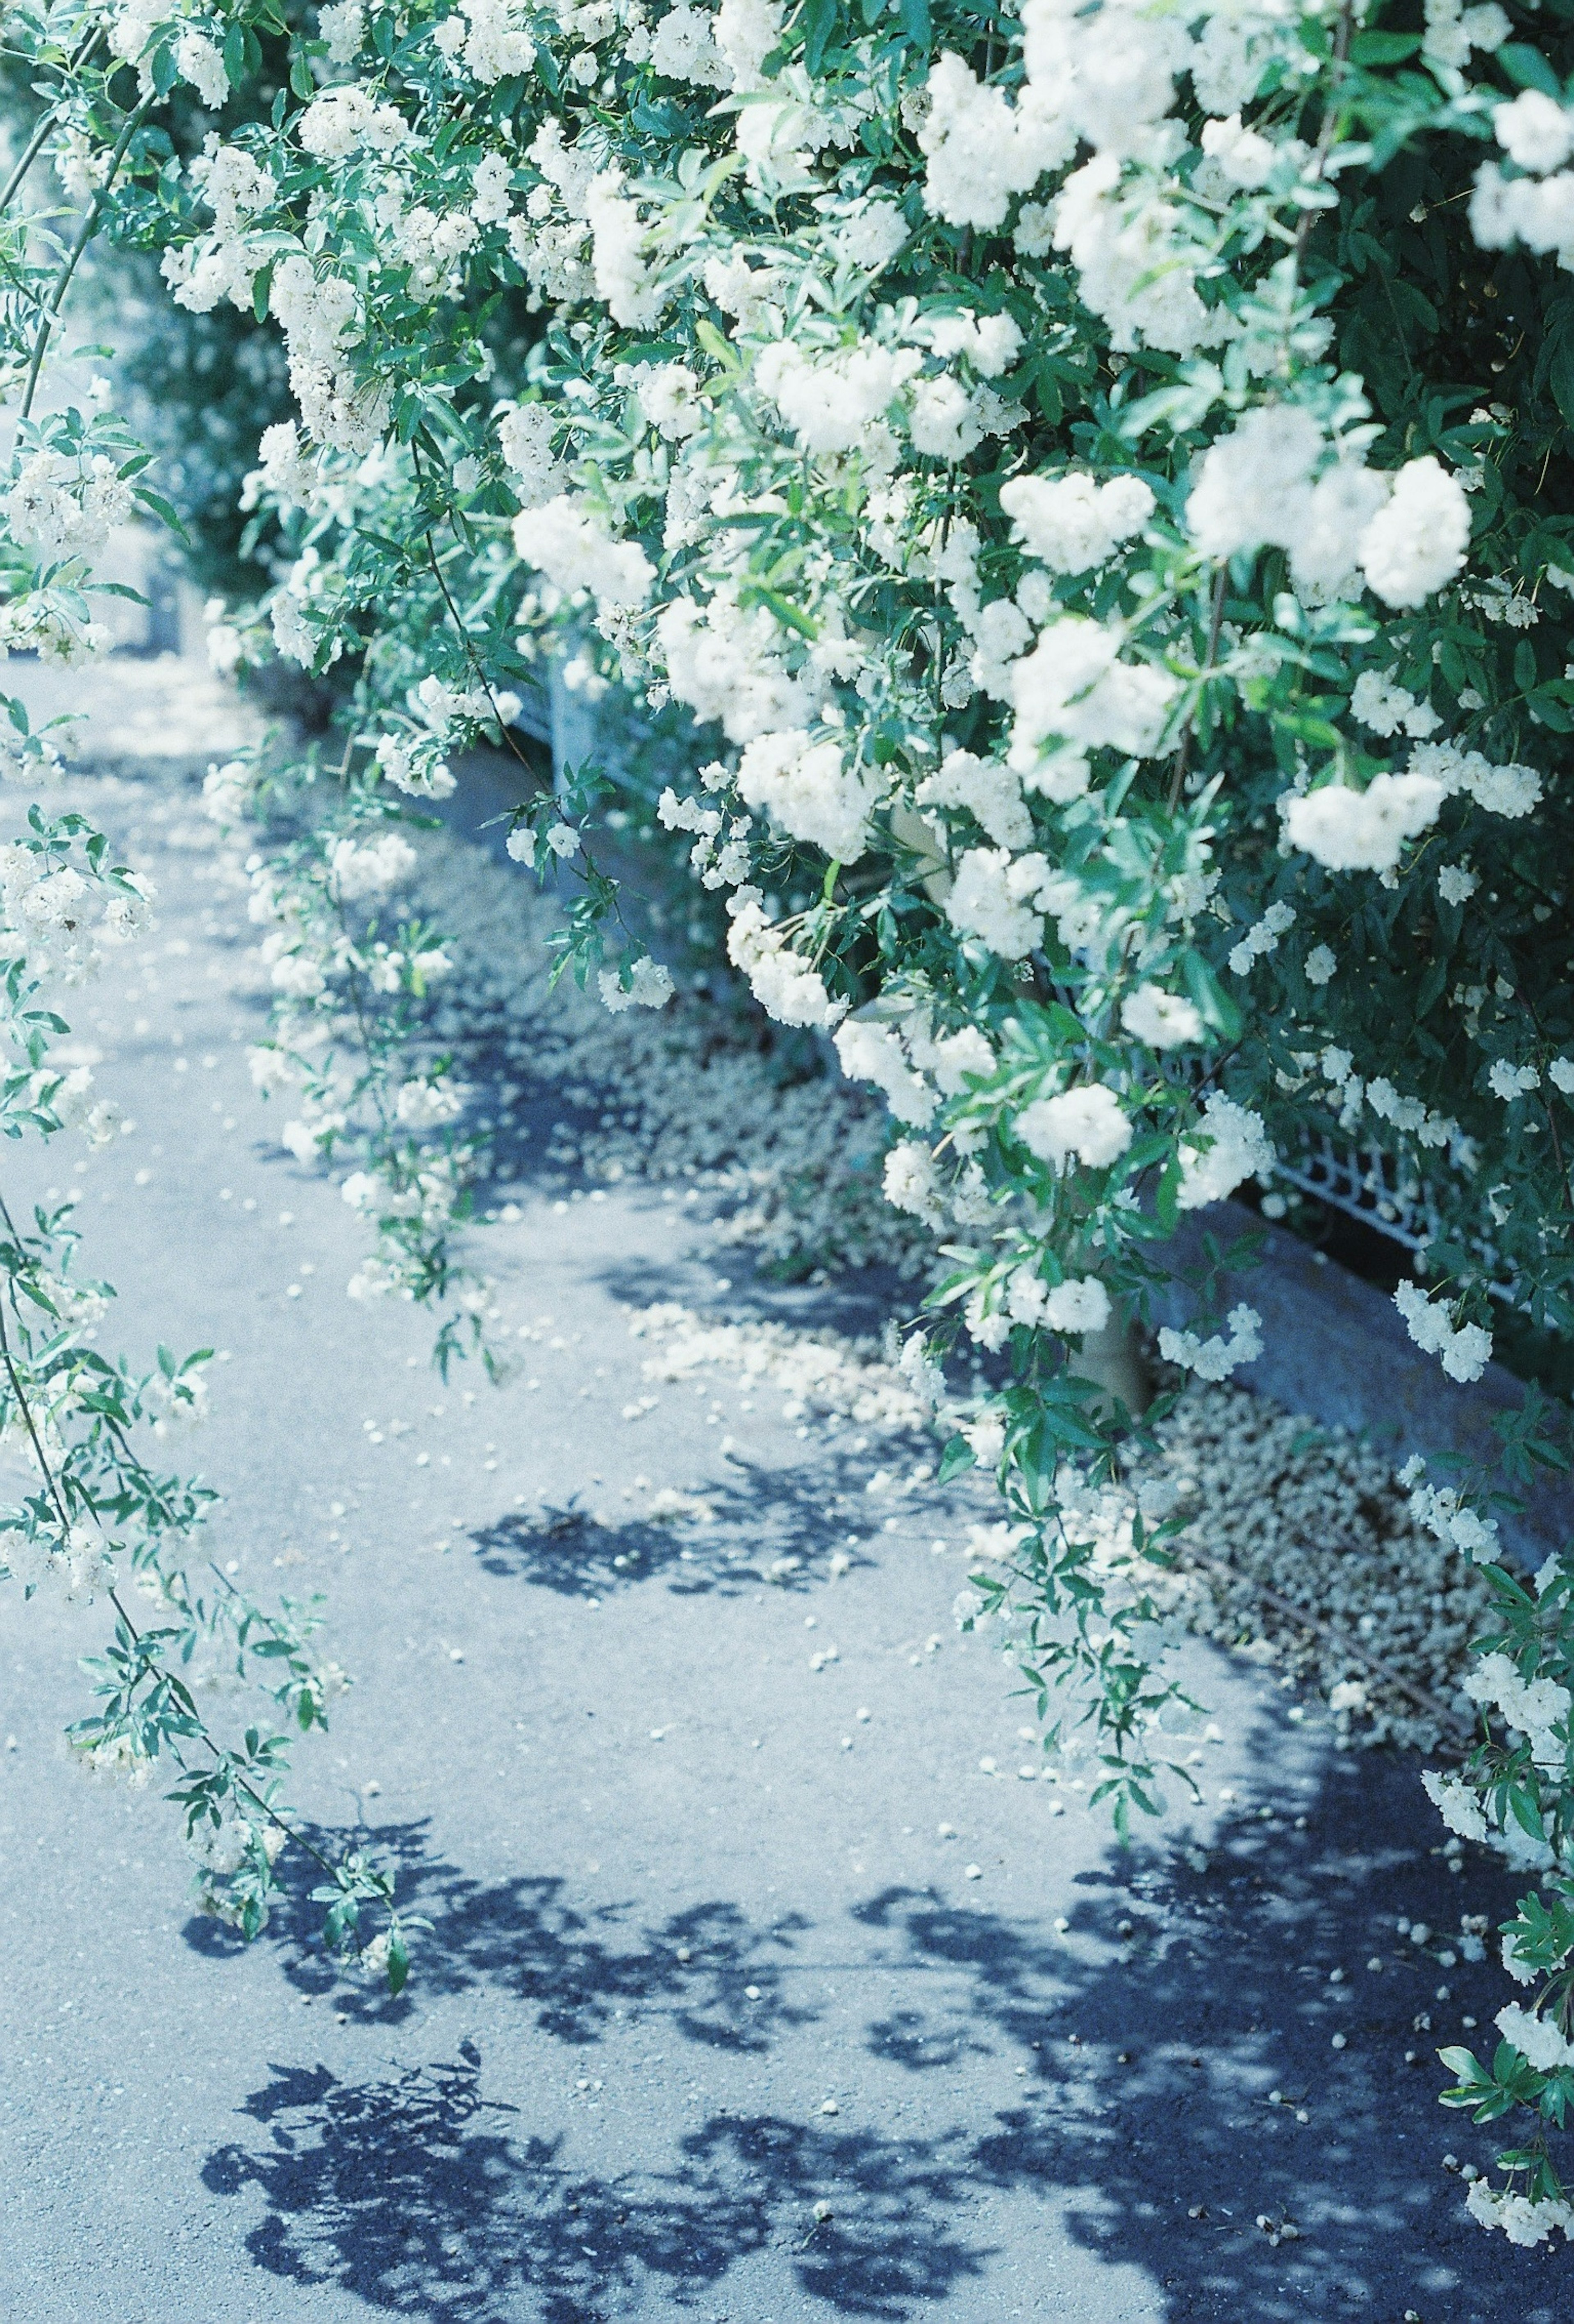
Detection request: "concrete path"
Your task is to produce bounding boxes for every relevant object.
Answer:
[0,735,1557,2324]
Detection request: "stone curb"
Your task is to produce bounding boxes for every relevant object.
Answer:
[1155,1202,1572,1567]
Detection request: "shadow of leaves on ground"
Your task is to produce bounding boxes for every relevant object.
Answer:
[468,1434,949,1600]
[204,2045,991,2324]
[188,1824,817,2051]
[199,1736,1568,2324]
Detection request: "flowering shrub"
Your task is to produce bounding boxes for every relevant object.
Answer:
[5,0,1574,2227]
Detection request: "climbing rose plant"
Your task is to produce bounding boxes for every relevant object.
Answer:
[6,0,1574,2233]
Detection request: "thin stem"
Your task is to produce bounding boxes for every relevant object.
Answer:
[1291,0,1355,270]
[1167,567,1228,813]
[0,30,106,220]
[1183,1545,1474,1742]
[20,92,152,423]
[0,1206,361,1898]
[409,438,539,779]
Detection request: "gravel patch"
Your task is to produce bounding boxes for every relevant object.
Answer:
[411,825,929,1280]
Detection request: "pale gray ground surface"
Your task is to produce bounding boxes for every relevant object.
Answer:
[0,736,1558,2324]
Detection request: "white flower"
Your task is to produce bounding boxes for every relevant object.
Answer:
[319,0,364,64]
[1496,2004,1574,2074]
[506,825,536,867]
[999,471,1153,573]
[1465,2178,1574,2245]
[1177,1093,1273,1210]
[1438,863,1477,906]
[395,1079,463,1128]
[327,831,418,901]
[271,952,326,999]
[928,309,1022,375]
[1228,899,1296,975]
[1304,945,1337,986]
[1199,112,1277,189]
[512,495,654,609]
[909,375,985,461]
[834,1019,935,1127]
[1488,1057,1539,1100]
[917,52,1067,232]
[1008,616,1178,774]
[757,338,918,457]
[915,750,1033,850]
[737,730,881,864]
[1158,1304,1263,1381]
[883,1140,942,1225]
[1040,1276,1111,1334]
[1283,774,1444,872]
[1120,983,1203,1048]
[1185,404,1324,561]
[1409,740,1542,820]
[598,958,675,1013]
[833,201,909,274]
[1421,1769,1490,1842]
[1350,670,1441,739]
[1358,457,1472,609]
[1015,1084,1131,1171]
[1495,89,1574,176]
[1394,1280,1493,1383]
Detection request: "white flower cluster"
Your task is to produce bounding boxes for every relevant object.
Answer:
[1463,1649,1571,1772]
[513,494,654,609]
[1158,1303,1263,1382]
[1472,90,1574,277]
[1283,773,1444,873]
[1404,1472,1500,1564]
[327,832,419,902]
[1393,1279,1493,1385]
[1017,1082,1130,1171]
[1494,2003,1574,2076]
[1228,900,1295,977]
[598,958,676,1013]
[6,448,133,564]
[999,469,1153,574]
[725,893,845,1030]
[1350,670,1441,741]
[1187,410,1470,611]
[1464,2178,1574,2247]
[1176,1093,1272,1210]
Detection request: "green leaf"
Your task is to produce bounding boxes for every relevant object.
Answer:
[387,1928,410,1996]
[1508,1783,1547,1843]
[897,0,930,48]
[1497,42,1564,96]
[800,0,839,73]
[1438,2045,1490,2084]
[749,584,819,639]
[938,1433,977,1483]
[1179,950,1242,1042]
[1350,30,1421,61]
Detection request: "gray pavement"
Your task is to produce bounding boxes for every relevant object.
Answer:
[0,752,1559,2324]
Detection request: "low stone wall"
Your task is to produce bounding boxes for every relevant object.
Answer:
[1156,1203,1572,1567]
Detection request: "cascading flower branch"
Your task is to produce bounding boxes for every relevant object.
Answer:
[6,0,1574,2224]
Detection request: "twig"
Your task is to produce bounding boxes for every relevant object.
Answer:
[1167,568,1228,813]
[1180,1546,1476,1742]
[0,30,106,219]
[20,93,152,423]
